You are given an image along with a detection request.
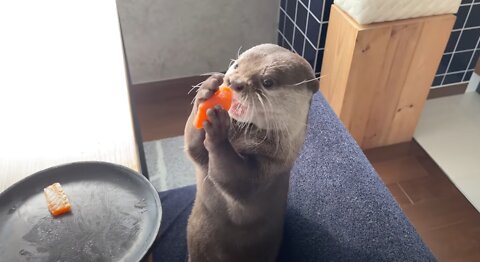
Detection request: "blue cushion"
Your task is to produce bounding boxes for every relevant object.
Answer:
[278,92,435,261]
[152,92,435,261]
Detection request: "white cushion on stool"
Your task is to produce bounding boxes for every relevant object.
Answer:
[334,0,461,25]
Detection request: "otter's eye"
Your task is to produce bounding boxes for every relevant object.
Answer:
[234,64,239,69]
[262,78,274,88]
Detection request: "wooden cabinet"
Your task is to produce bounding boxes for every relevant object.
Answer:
[320,5,455,149]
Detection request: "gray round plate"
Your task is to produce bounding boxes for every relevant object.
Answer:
[0,161,161,262]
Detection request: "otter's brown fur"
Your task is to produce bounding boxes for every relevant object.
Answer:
[184,44,318,262]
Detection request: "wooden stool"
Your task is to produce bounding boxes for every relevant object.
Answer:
[320,5,455,149]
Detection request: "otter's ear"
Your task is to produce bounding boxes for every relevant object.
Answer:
[307,79,320,93]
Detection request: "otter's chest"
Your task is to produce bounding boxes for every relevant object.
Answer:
[227,123,279,158]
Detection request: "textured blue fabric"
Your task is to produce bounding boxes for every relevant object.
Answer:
[277,93,435,261]
[152,92,435,261]
[153,185,195,262]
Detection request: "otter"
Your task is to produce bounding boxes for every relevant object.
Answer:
[184,43,318,262]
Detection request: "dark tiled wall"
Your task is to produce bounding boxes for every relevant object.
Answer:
[277,0,480,86]
[433,0,480,87]
[277,0,332,76]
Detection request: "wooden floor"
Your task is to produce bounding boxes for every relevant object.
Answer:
[133,80,480,261]
[365,141,480,262]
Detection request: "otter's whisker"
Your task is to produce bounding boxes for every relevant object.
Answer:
[202,175,214,188]
[237,46,243,58]
[244,97,254,139]
[255,92,270,145]
[292,75,326,86]
[260,91,276,121]
[228,59,236,69]
[260,91,277,133]
[245,95,258,142]
[188,86,197,95]
[188,82,203,95]
[233,94,250,136]
[200,72,218,76]
[272,94,292,154]
[261,93,280,153]
[264,63,290,69]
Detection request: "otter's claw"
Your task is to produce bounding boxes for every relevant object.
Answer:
[194,73,224,105]
[204,105,230,150]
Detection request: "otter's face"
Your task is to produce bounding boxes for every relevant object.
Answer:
[224,44,318,132]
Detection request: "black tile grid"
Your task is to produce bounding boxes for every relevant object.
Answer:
[463,70,474,81]
[457,28,480,50]
[465,4,480,27]
[277,1,479,87]
[450,51,474,72]
[306,13,320,45]
[296,2,308,31]
[470,50,480,69]
[454,5,470,29]
[293,28,305,55]
[432,75,444,87]
[437,54,452,75]
[444,72,465,85]
[277,0,329,76]
[437,1,480,86]
[304,41,316,68]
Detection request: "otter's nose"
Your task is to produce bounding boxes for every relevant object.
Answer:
[230,79,245,92]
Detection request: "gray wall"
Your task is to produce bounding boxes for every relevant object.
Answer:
[117,0,279,84]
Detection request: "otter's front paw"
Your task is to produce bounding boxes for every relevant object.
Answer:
[194,73,224,110]
[204,105,230,151]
